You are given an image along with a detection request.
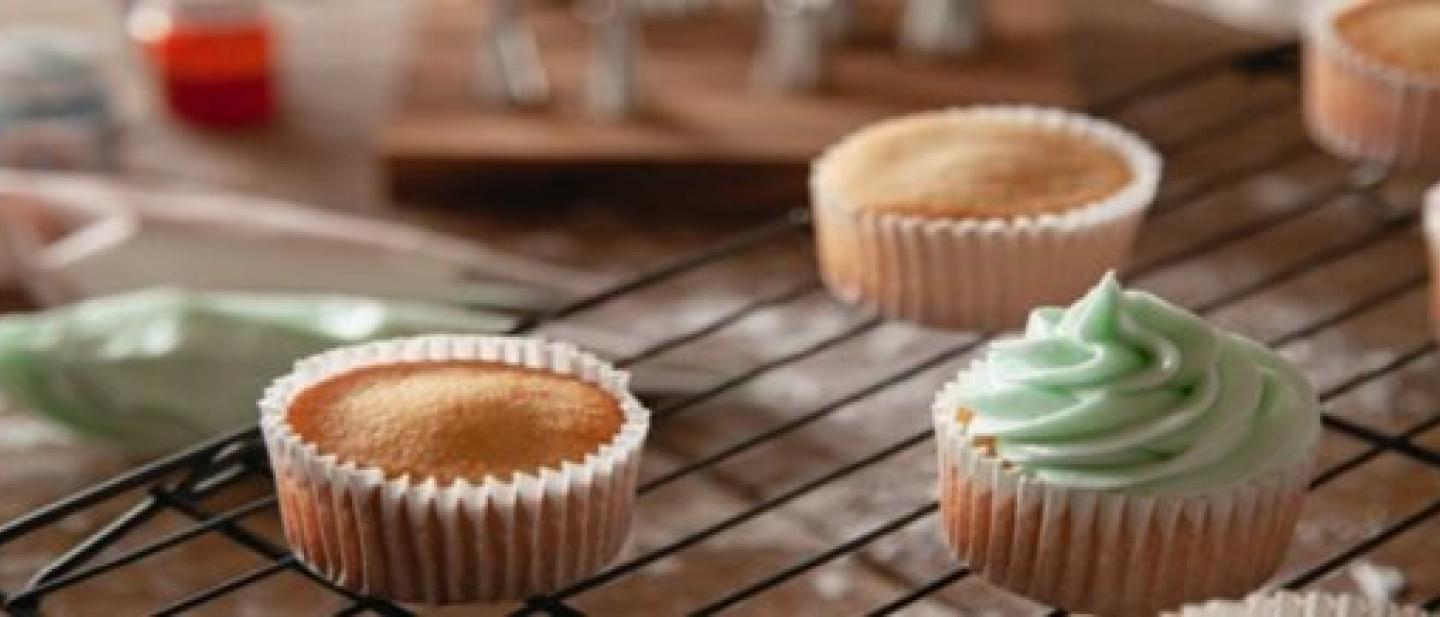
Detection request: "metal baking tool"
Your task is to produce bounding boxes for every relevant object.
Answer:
[898,0,983,57]
[476,0,550,107]
[753,0,831,92]
[580,0,645,120]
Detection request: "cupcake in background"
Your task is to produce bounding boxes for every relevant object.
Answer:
[1426,182,1440,333]
[1167,592,1428,616]
[810,106,1160,330]
[1305,0,1440,168]
[933,273,1320,615]
[261,336,650,604]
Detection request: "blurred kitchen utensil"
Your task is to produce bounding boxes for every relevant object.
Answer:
[753,0,831,92]
[580,0,644,119]
[899,0,983,57]
[477,0,551,107]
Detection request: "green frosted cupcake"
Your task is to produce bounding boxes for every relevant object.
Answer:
[933,273,1320,616]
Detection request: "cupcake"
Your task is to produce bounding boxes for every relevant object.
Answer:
[1305,0,1440,168]
[933,273,1320,616]
[1167,592,1428,616]
[1426,181,1440,331]
[810,106,1161,330]
[260,336,650,604]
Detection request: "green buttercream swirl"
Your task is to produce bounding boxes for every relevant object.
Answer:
[953,273,1319,495]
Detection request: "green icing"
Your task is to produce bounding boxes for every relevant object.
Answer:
[0,289,516,454]
[953,273,1319,494]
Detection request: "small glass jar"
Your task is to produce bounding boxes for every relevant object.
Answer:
[128,0,276,128]
[0,29,115,170]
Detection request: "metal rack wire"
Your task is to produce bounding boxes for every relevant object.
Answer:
[4,39,1440,616]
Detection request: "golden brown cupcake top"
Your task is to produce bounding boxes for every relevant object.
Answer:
[287,361,624,483]
[1336,0,1440,76]
[815,113,1133,219]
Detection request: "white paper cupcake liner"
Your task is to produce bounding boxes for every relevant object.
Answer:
[1304,0,1440,167]
[259,335,650,604]
[811,105,1161,330]
[1167,592,1428,617]
[932,376,1312,616]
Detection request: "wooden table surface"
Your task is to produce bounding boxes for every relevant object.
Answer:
[5,2,1440,616]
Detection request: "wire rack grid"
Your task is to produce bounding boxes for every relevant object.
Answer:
[4,40,1440,616]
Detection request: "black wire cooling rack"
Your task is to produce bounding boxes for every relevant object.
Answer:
[5,39,1440,616]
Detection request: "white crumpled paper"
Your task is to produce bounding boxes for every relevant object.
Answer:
[0,171,601,311]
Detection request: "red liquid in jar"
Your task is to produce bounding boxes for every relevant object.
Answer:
[142,12,275,128]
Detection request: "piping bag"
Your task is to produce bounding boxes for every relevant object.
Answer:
[0,289,518,454]
[0,173,736,453]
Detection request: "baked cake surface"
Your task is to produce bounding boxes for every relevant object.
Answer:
[1337,0,1440,76]
[287,360,624,483]
[816,113,1133,218]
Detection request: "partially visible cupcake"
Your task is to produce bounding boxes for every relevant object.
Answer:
[811,106,1161,330]
[1425,181,1440,333]
[260,336,650,604]
[1306,0,1440,167]
[1167,592,1428,616]
[933,273,1320,616]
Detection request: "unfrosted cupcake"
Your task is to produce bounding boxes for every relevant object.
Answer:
[933,273,1320,616]
[261,336,649,604]
[1306,0,1440,167]
[810,106,1161,330]
[1425,181,1440,333]
[1167,592,1428,616]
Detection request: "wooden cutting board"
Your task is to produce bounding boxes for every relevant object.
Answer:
[383,0,1082,211]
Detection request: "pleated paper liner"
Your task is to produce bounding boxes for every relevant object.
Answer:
[931,378,1312,616]
[1167,592,1428,617]
[1304,0,1440,168]
[260,336,650,604]
[810,105,1161,330]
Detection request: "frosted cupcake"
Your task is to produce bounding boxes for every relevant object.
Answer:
[1168,592,1428,616]
[933,273,1319,616]
[261,336,649,604]
[1306,0,1440,167]
[810,106,1161,330]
